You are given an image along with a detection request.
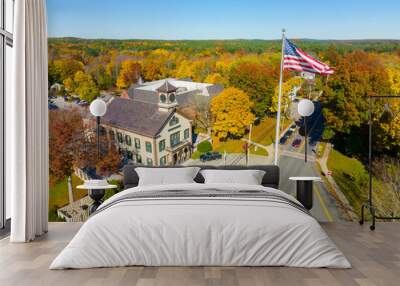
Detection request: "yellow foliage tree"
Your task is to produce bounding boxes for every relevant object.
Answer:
[116,60,142,89]
[270,77,303,113]
[175,60,194,79]
[210,87,255,140]
[204,73,226,85]
[73,71,99,102]
[378,101,400,150]
[387,67,400,94]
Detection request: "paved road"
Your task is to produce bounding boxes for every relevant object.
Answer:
[278,155,343,222]
[279,100,343,222]
[187,101,344,222]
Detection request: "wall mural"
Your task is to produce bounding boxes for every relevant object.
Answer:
[47,1,400,223]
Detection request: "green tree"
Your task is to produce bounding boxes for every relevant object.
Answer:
[228,61,279,118]
[73,71,99,102]
[321,51,391,134]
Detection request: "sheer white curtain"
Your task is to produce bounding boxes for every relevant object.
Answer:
[7,0,48,242]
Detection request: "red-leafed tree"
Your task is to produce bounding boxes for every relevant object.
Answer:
[49,109,122,186]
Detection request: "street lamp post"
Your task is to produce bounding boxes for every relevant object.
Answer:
[297,99,315,163]
[89,99,107,161]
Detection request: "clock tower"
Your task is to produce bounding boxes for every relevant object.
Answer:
[156,80,178,112]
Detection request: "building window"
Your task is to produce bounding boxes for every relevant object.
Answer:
[145,141,152,153]
[117,132,123,143]
[134,138,140,149]
[159,139,166,152]
[170,131,180,147]
[126,151,133,160]
[184,128,190,140]
[136,154,142,164]
[169,115,179,126]
[146,158,153,166]
[160,156,167,166]
[109,130,115,140]
[125,135,132,146]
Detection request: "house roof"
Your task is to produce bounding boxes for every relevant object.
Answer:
[156,80,178,93]
[102,98,175,138]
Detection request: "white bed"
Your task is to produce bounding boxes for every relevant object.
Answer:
[50,183,351,269]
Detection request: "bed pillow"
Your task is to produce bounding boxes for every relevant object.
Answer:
[136,167,201,186]
[200,169,266,185]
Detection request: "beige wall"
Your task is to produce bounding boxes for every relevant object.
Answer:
[156,112,192,165]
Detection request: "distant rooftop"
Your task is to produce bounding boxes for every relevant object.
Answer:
[135,78,220,96]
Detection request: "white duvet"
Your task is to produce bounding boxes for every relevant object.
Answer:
[50,183,351,269]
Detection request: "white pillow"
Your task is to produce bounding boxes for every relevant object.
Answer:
[136,167,200,186]
[200,169,266,185]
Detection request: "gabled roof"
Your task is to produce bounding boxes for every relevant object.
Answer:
[102,98,175,138]
[156,80,178,93]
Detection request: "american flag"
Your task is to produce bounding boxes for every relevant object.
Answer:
[283,39,334,75]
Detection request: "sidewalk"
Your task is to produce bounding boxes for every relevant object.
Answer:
[317,143,357,221]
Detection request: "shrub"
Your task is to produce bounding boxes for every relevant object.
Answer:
[197,140,212,153]
[322,128,335,140]
[191,150,202,159]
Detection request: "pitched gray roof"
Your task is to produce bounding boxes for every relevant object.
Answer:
[102,98,174,138]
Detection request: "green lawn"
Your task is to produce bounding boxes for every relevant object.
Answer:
[327,149,369,216]
[326,148,396,218]
[212,117,290,157]
[49,174,85,210]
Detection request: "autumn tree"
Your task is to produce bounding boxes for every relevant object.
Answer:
[95,144,122,177]
[228,61,279,118]
[116,60,142,89]
[190,94,213,134]
[321,51,391,134]
[74,131,122,178]
[372,156,400,216]
[64,71,99,101]
[50,109,122,186]
[48,59,84,85]
[204,73,226,85]
[49,109,85,186]
[387,67,400,94]
[210,87,255,140]
[270,77,303,113]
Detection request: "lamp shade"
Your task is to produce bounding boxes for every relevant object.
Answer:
[89,99,107,117]
[298,99,315,117]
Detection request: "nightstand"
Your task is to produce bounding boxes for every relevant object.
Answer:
[288,177,322,210]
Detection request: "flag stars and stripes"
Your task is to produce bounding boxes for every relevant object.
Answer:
[283,39,334,75]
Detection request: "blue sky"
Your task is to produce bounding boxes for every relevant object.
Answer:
[46,0,400,40]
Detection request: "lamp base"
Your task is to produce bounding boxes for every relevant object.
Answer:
[88,189,105,215]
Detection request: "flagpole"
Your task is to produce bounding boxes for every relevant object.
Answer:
[274,29,286,165]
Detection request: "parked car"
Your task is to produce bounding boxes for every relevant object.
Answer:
[309,140,318,147]
[78,100,89,106]
[200,152,222,162]
[279,136,289,145]
[285,130,293,137]
[292,137,302,148]
[48,102,58,110]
